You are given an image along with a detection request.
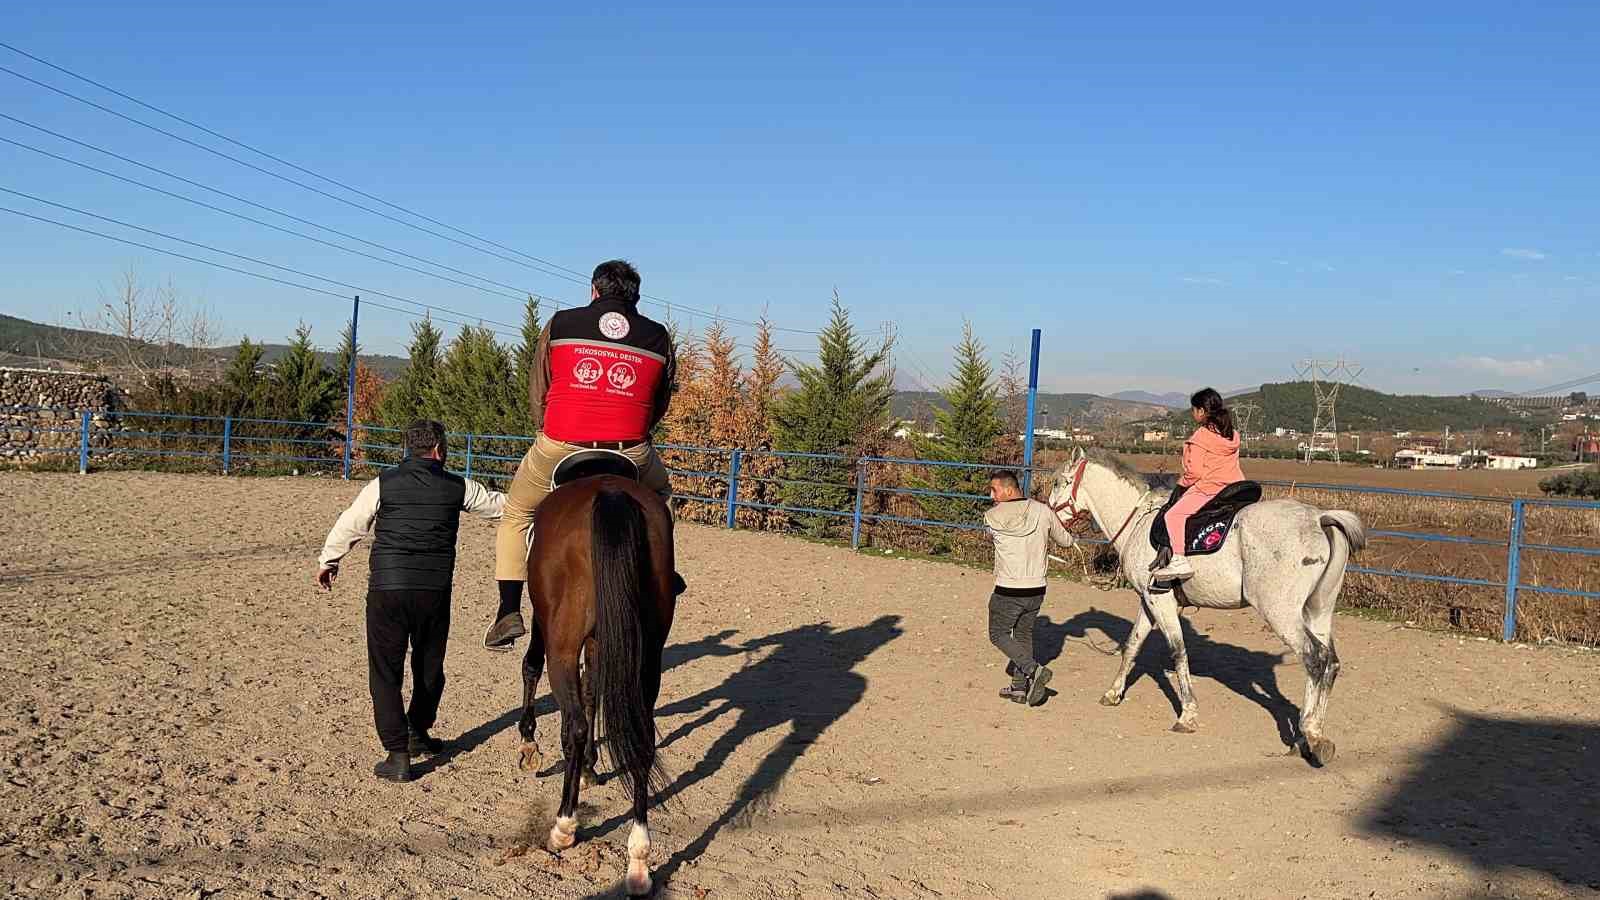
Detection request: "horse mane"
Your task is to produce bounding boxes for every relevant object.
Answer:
[1083,448,1175,492]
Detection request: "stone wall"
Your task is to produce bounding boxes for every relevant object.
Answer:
[0,368,123,463]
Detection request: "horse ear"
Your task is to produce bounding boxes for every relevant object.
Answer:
[1071,446,1086,463]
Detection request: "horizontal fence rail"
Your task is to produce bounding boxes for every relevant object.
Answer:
[9,406,1599,643]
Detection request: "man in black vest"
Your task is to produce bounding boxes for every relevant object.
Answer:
[316,419,506,782]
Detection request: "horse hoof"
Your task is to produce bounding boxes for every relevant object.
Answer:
[518,743,543,773]
[625,863,652,897]
[1098,692,1123,707]
[1171,720,1198,734]
[548,817,577,852]
[1306,737,1337,766]
[581,767,600,788]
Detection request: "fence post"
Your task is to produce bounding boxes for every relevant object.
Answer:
[724,450,743,529]
[851,460,867,549]
[77,409,91,474]
[1502,499,1525,642]
[1022,328,1041,495]
[222,415,233,474]
[464,433,475,481]
[343,294,361,480]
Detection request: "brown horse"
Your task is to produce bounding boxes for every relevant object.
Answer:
[514,465,676,896]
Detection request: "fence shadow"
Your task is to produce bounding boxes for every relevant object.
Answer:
[1359,707,1600,892]
[580,615,903,894]
[1038,606,1300,748]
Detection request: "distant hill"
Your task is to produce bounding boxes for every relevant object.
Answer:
[1,313,407,379]
[893,391,1168,426]
[1231,381,1544,432]
[1110,390,1188,408]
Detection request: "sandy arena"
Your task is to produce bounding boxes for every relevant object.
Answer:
[3,471,1598,899]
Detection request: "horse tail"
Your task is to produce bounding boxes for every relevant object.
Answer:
[1302,510,1365,645]
[591,487,665,800]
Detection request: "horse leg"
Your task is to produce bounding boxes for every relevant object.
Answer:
[516,619,547,772]
[1298,603,1341,765]
[546,658,588,853]
[1101,599,1155,707]
[625,641,665,897]
[580,636,601,787]
[1146,592,1199,732]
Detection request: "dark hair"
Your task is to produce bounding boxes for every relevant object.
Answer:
[405,419,447,458]
[592,259,642,305]
[1190,387,1235,440]
[989,469,1021,492]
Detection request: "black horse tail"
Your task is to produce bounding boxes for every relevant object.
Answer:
[591,487,665,800]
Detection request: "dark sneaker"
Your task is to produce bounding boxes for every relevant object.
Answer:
[484,611,527,651]
[998,683,1028,703]
[1026,665,1053,707]
[408,729,445,755]
[373,751,412,783]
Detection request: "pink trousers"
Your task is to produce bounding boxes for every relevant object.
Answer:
[1164,487,1217,556]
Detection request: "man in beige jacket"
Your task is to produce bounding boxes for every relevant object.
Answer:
[983,469,1075,706]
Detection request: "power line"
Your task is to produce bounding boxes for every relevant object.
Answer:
[0,203,521,341]
[0,120,564,308]
[0,186,521,331]
[0,45,821,336]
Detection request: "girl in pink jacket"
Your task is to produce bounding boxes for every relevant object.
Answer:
[1150,388,1245,581]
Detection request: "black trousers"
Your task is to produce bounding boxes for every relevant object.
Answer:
[366,588,451,752]
[988,589,1045,680]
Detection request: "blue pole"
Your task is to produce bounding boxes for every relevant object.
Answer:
[1021,328,1041,495]
[222,415,233,474]
[343,295,360,480]
[851,461,867,549]
[77,409,91,474]
[1502,499,1525,642]
[464,433,475,481]
[724,450,743,529]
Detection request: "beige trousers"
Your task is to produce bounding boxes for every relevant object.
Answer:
[493,432,672,581]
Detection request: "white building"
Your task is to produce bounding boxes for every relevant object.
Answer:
[1485,455,1538,470]
[1395,449,1464,469]
[1142,430,1169,443]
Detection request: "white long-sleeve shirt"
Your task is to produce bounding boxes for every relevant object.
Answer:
[317,475,505,571]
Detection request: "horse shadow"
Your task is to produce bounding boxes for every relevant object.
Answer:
[1037,606,1301,748]
[585,615,904,891]
[415,629,746,780]
[1360,707,1600,894]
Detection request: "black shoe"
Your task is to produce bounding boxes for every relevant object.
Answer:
[998,683,1028,703]
[484,611,527,651]
[373,751,412,782]
[408,728,445,755]
[1026,665,1053,707]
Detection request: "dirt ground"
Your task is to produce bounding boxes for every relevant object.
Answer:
[3,471,1598,900]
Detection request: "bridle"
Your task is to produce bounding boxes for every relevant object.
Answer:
[1050,458,1152,549]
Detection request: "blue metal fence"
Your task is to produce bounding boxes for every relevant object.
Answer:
[14,406,1599,643]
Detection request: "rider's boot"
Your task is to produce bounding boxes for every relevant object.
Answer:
[485,579,528,651]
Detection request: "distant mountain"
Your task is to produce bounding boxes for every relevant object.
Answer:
[1468,389,1519,398]
[893,391,1168,426]
[1,313,407,378]
[1110,390,1188,408]
[1229,381,1546,432]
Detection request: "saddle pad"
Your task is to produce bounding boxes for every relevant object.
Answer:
[1149,480,1263,557]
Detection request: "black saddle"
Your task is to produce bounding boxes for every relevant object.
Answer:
[551,449,640,488]
[1149,480,1262,557]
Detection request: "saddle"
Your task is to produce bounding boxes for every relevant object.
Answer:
[1149,480,1262,557]
[551,448,640,488]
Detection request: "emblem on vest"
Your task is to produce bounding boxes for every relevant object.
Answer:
[599,311,631,340]
[574,358,603,385]
[607,361,638,391]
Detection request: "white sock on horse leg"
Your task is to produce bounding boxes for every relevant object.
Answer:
[625,821,652,895]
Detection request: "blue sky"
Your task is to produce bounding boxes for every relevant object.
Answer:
[3,2,1596,397]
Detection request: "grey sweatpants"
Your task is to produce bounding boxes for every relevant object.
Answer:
[988,589,1045,681]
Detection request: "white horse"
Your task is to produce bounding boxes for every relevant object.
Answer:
[1048,448,1366,765]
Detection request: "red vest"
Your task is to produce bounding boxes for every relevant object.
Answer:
[541,302,670,443]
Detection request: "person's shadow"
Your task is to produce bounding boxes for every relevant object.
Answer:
[1036,606,1301,749]
[597,615,904,889]
[1361,707,1600,894]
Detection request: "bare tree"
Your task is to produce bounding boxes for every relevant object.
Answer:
[67,266,224,388]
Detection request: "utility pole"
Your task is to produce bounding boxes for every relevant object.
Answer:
[1294,357,1362,464]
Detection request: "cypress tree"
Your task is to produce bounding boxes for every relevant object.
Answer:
[912,322,1006,527]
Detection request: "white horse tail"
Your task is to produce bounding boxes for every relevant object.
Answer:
[1318,510,1366,554]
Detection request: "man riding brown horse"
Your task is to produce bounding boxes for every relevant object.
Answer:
[486,259,679,650]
